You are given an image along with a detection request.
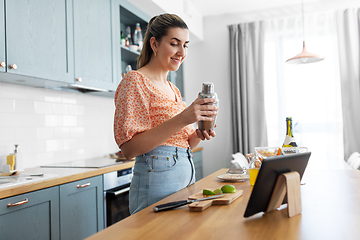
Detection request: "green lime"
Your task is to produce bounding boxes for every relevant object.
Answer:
[213,189,223,195]
[221,185,236,193]
[203,189,215,195]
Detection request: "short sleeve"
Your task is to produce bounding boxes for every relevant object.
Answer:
[114,72,151,147]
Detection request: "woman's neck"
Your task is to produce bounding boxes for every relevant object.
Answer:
[138,61,168,83]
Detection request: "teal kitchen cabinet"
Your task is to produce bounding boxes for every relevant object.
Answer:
[72,0,119,92]
[193,150,203,180]
[0,186,60,240]
[0,0,74,86]
[59,175,104,240]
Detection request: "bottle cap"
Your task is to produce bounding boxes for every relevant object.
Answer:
[202,82,214,94]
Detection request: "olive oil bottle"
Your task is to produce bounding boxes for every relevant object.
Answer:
[282,117,297,147]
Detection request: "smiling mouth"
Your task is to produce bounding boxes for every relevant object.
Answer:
[171,58,181,63]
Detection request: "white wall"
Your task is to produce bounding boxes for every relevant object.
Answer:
[0,83,119,170]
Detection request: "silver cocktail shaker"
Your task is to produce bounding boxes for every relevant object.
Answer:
[198,82,219,134]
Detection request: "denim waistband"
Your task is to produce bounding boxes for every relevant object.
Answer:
[136,145,192,163]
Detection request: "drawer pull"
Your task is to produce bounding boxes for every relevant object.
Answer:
[77,182,90,188]
[0,61,5,68]
[76,77,82,82]
[10,64,17,70]
[7,198,28,208]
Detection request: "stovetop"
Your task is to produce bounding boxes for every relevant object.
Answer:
[41,157,122,169]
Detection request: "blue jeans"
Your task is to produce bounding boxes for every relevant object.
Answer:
[129,145,195,214]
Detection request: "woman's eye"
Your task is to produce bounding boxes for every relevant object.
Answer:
[171,43,178,47]
[184,45,189,49]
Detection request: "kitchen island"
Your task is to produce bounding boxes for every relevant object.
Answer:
[86,168,360,240]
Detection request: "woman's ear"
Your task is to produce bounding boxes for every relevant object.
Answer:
[150,36,158,54]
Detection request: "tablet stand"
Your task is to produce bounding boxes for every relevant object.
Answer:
[266,171,301,217]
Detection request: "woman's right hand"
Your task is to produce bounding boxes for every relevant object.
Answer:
[180,97,218,125]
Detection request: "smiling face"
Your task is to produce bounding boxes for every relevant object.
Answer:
[152,27,189,72]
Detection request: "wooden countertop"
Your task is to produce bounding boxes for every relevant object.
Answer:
[86,168,360,240]
[0,147,203,200]
[0,159,135,200]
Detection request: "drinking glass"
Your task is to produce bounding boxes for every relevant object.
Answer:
[255,147,280,161]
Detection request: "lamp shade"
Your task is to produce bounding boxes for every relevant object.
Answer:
[286,41,324,64]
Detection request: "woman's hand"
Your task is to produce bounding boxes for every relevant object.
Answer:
[196,128,216,140]
[180,97,218,125]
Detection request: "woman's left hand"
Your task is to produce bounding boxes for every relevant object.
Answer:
[195,124,217,140]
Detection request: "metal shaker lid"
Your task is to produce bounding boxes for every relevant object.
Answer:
[202,82,214,94]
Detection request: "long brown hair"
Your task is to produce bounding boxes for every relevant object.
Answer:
[137,14,188,69]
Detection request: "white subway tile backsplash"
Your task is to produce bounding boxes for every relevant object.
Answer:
[70,127,85,138]
[25,113,46,127]
[2,84,26,99]
[46,139,63,152]
[36,127,55,140]
[0,127,15,142]
[14,127,36,141]
[62,115,77,127]
[0,83,118,170]
[45,115,63,127]
[0,98,15,112]
[54,127,70,139]
[53,103,69,115]
[34,101,54,114]
[1,112,26,127]
[15,99,35,113]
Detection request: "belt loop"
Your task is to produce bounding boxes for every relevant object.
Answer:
[175,147,179,159]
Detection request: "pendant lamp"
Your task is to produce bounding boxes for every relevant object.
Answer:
[286,0,324,64]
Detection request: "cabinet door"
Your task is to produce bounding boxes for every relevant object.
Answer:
[0,186,60,240]
[5,0,73,83]
[193,150,203,180]
[73,0,117,91]
[0,0,4,73]
[60,175,104,240]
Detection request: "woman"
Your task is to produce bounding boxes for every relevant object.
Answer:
[114,13,218,214]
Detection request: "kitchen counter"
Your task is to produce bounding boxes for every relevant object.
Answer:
[85,168,360,240]
[0,147,203,200]
[0,158,135,199]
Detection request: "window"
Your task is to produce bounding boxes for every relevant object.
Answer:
[264,13,345,170]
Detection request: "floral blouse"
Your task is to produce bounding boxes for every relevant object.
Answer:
[114,70,195,149]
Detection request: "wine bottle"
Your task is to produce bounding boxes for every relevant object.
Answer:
[282,117,297,147]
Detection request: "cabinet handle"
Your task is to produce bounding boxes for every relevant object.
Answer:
[77,182,90,188]
[0,61,5,68]
[7,198,28,208]
[10,64,17,70]
[76,77,82,82]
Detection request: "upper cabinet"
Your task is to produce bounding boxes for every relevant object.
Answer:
[0,0,183,97]
[3,0,74,84]
[73,0,119,91]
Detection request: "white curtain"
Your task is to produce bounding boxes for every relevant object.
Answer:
[335,8,360,162]
[264,12,346,170]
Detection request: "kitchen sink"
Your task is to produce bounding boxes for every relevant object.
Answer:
[0,173,57,189]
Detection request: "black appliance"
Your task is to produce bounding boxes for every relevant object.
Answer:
[103,167,133,227]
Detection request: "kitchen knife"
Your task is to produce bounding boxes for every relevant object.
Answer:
[153,194,226,212]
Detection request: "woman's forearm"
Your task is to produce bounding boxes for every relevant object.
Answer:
[120,113,188,160]
[188,131,201,149]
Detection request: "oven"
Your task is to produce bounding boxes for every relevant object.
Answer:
[103,167,133,227]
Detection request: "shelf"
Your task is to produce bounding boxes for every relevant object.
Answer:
[121,45,139,64]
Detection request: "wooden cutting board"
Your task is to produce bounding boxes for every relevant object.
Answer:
[188,189,243,212]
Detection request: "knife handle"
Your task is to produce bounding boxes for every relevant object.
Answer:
[153,200,192,212]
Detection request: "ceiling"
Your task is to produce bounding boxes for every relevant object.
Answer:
[176,0,360,17]
[190,0,318,16]
[131,0,360,17]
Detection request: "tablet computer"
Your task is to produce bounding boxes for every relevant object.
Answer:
[244,152,311,218]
